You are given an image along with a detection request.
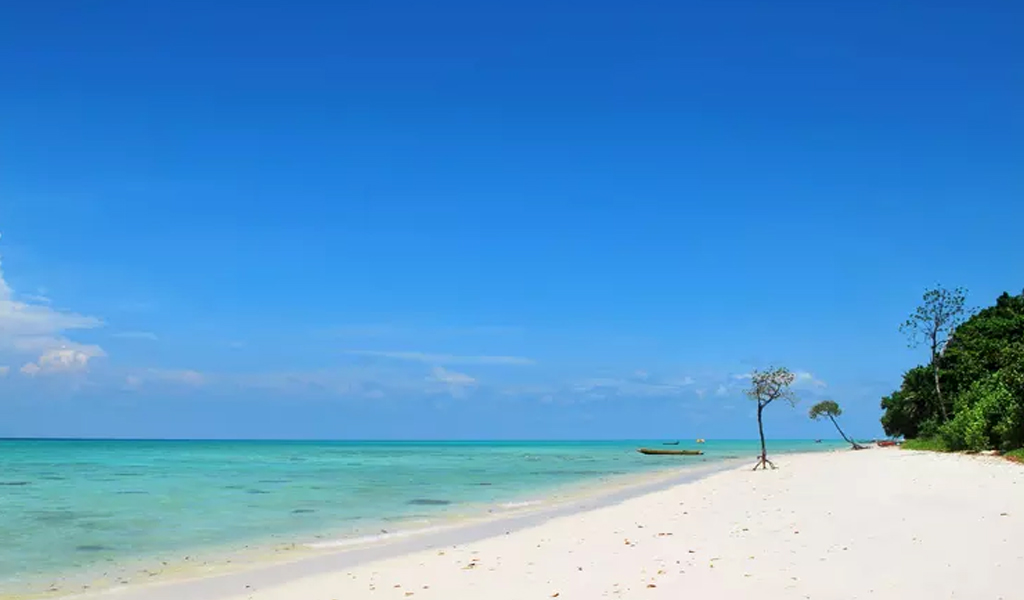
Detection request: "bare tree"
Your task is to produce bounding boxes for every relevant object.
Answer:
[899,286,969,422]
[809,400,866,450]
[746,367,797,470]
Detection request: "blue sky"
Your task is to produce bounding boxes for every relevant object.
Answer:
[1,0,1021,439]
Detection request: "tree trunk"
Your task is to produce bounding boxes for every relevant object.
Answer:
[930,334,948,422]
[757,404,766,460]
[932,360,948,421]
[828,415,852,444]
[753,404,775,469]
[829,415,866,449]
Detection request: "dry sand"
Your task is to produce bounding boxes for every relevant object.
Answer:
[71,449,1024,600]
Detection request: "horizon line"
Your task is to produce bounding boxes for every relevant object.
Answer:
[0,436,842,443]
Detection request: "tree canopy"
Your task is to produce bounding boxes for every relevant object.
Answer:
[881,289,1024,452]
[746,367,797,410]
[808,400,841,420]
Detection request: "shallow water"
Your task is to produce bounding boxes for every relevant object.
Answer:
[0,439,839,591]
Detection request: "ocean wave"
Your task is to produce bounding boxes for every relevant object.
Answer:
[305,525,446,549]
[499,500,542,509]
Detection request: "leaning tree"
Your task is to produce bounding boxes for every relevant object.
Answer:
[746,366,797,470]
[809,400,866,450]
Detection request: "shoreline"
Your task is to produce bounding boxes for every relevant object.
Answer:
[0,440,698,597]
[44,451,815,600]
[50,447,1024,600]
[18,453,752,600]
[7,438,842,597]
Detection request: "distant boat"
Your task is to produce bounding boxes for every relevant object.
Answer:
[662,441,680,445]
[814,439,822,443]
[696,438,706,444]
[638,448,704,456]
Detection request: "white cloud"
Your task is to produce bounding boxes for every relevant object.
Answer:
[429,366,476,385]
[427,366,476,398]
[112,331,158,341]
[346,350,535,366]
[0,365,9,377]
[669,376,696,386]
[163,369,206,386]
[571,374,693,399]
[20,293,51,304]
[794,371,827,388]
[0,253,105,374]
[715,384,730,397]
[124,368,207,388]
[207,365,436,399]
[20,346,105,376]
[328,324,522,338]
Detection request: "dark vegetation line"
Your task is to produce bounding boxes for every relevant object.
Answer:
[881,287,1024,457]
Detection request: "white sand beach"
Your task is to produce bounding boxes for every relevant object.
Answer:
[70,449,1024,600]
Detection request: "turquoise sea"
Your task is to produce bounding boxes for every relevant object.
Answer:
[0,439,839,594]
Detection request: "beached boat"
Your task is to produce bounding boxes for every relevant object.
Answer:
[637,448,704,456]
[877,440,900,447]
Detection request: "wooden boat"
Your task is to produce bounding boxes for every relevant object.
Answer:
[877,440,900,447]
[662,441,680,445]
[638,448,704,456]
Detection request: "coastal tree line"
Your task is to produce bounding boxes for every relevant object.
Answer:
[881,286,1024,454]
[744,285,1024,469]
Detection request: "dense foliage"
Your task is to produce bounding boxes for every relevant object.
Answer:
[881,290,1024,452]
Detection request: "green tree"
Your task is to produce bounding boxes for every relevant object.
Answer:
[935,291,1024,451]
[882,289,1024,453]
[941,291,1024,398]
[938,374,1012,451]
[746,366,797,470]
[809,400,865,449]
[899,286,969,422]
[879,366,940,439]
